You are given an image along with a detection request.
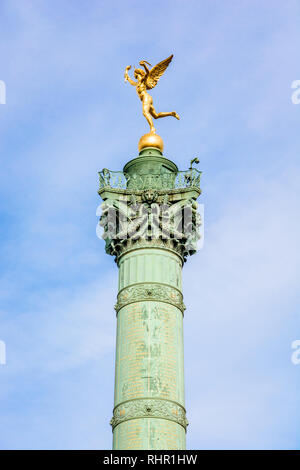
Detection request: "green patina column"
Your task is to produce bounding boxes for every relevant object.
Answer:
[98,142,201,450]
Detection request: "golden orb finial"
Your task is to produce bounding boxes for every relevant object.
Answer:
[138,133,164,153]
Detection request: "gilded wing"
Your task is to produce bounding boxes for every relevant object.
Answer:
[145,54,173,90]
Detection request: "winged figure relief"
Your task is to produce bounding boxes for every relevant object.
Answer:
[124,54,179,134]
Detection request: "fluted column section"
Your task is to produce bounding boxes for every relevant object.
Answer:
[111,246,188,450]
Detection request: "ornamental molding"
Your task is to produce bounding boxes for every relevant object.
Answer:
[110,398,189,430]
[115,282,186,314]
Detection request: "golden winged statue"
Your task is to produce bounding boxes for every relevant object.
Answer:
[124,54,179,135]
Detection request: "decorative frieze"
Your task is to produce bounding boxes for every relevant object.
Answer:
[110,398,189,430]
[115,282,186,313]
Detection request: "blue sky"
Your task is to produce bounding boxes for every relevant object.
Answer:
[0,0,300,449]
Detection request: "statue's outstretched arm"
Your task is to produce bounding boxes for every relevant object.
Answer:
[124,66,137,86]
[139,61,150,76]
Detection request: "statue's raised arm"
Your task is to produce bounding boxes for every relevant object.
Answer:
[139,60,151,76]
[124,66,137,86]
[124,54,180,136]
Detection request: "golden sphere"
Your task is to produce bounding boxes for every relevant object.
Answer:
[138,133,164,153]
